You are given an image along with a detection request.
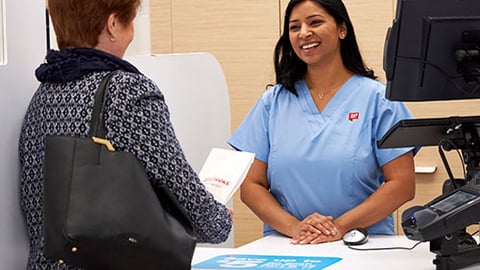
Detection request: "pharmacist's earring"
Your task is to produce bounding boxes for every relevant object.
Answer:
[339,23,347,40]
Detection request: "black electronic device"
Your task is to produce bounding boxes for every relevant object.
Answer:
[378,115,480,183]
[402,183,480,242]
[384,0,480,101]
[378,115,480,149]
[381,116,480,270]
[380,0,480,269]
[401,184,480,270]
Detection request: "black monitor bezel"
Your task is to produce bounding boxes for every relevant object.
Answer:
[383,0,480,102]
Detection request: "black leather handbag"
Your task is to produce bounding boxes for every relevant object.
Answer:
[43,71,197,270]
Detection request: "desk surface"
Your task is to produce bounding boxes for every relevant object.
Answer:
[193,234,480,269]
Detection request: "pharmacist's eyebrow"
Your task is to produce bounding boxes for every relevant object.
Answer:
[289,14,325,24]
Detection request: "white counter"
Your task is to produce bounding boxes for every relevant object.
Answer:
[193,234,480,269]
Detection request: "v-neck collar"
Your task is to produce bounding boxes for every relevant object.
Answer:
[298,75,356,116]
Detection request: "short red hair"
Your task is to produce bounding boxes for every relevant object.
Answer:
[48,0,141,49]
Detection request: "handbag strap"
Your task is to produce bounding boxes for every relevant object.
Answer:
[89,70,120,138]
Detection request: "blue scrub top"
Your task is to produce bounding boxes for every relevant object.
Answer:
[228,75,416,236]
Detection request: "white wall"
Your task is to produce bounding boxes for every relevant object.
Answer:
[0,0,5,64]
[126,0,151,56]
[0,0,46,269]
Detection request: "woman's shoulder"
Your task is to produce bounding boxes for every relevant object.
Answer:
[347,75,411,115]
[349,75,393,105]
[351,75,386,93]
[114,70,155,85]
[259,83,292,103]
[110,70,161,95]
[250,84,292,113]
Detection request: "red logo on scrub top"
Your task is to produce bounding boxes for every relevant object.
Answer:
[348,112,359,121]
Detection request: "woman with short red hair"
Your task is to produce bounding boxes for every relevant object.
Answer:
[19,1,233,269]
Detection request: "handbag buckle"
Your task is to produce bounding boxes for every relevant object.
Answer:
[92,137,116,151]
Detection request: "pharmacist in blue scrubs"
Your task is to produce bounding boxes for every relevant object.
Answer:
[228,0,416,245]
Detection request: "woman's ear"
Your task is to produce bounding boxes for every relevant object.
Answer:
[106,13,118,41]
[338,23,347,39]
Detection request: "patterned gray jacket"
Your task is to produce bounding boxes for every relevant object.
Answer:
[19,70,232,270]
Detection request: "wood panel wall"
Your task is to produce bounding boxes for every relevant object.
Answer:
[149,0,480,246]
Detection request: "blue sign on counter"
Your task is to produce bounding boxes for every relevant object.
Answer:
[192,254,342,269]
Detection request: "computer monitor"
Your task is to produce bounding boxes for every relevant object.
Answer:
[384,0,480,101]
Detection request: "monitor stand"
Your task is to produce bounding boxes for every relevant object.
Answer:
[379,115,480,270]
